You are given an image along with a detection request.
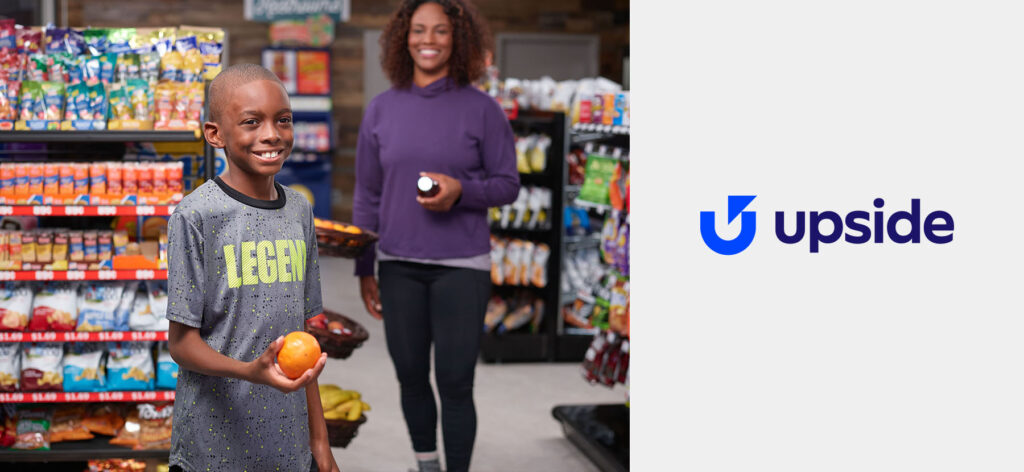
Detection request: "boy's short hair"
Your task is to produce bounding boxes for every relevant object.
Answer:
[207,64,285,123]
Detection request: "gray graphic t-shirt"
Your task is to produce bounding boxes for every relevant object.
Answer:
[166,177,322,472]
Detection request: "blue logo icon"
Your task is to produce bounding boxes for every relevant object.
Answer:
[701,195,757,255]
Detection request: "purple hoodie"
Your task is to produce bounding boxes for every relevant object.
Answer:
[353,77,520,276]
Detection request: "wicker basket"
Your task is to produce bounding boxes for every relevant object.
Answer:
[306,310,370,359]
[326,414,367,448]
[316,227,379,259]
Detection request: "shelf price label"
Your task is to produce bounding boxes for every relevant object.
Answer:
[137,205,155,215]
[129,391,158,401]
[29,392,57,402]
[130,331,159,341]
[65,332,92,342]
[0,207,12,216]
[34,270,54,280]
[135,270,155,280]
[66,270,86,280]
[0,393,24,402]
[32,206,52,216]
[97,331,124,342]
[98,270,118,280]
[0,271,14,281]
[97,206,118,216]
[29,332,58,342]
[0,332,24,342]
[98,391,125,402]
[65,392,91,402]
[63,206,85,216]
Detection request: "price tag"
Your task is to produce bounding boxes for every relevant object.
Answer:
[65,332,91,342]
[29,332,57,342]
[66,270,86,280]
[97,331,124,342]
[0,206,13,216]
[98,270,118,280]
[32,206,52,216]
[130,331,158,341]
[98,391,125,401]
[136,270,155,280]
[0,271,14,281]
[30,392,57,402]
[0,392,24,402]
[97,206,117,216]
[34,270,54,280]
[63,206,85,216]
[0,332,23,342]
[130,391,157,401]
[136,205,155,215]
[65,392,91,402]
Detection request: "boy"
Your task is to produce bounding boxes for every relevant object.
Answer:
[165,64,339,472]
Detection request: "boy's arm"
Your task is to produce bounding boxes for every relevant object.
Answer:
[168,321,326,393]
[307,380,340,472]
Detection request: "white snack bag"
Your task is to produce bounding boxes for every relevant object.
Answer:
[0,343,20,391]
[0,283,34,331]
[530,243,551,288]
[519,241,535,286]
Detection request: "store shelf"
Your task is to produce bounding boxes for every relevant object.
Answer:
[0,205,174,217]
[0,390,174,404]
[0,437,169,462]
[0,130,200,143]
[573,200,616,215]
[0,270,166,282]
[479,333,552,363]
[572,123,630,135]
[557,332,597,361]
[0,331,167,343]
[552,404,629,472]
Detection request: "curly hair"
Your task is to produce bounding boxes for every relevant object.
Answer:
[379,0,492,89]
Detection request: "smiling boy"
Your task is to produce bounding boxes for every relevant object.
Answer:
[165,64,339,472]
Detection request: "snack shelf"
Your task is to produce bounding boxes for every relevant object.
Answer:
[0,130,201,143]
[0,205,174,217]
[0,270,166,281]
[571,123,630,135]
[0,390,174,404]
[0,437,169,462]
[552,404,629,472]
[0,331,168,343]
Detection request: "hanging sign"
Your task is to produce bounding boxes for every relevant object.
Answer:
[244,0,350,22]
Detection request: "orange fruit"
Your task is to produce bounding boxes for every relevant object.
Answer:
[277,331,322,379]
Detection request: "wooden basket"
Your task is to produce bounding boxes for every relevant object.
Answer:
[326,414,367,448]
[306,310,370,359]
[316,227,379,259]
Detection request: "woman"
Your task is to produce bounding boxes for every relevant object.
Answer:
[352,1,519,471]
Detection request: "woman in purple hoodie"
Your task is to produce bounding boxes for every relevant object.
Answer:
[352,1,519,471]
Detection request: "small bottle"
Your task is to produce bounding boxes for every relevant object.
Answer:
[417,175,439,198]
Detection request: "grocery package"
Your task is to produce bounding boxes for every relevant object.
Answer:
[87,459,148,471]
[0,283,33,331]
[129,281,168,331]
[482,296,508,333]
[0,407,16,448]
[484,293,545,335]
[489,237,548,288]
[109,407,140,448]
[107,341,154,391]
[20,342,63,391]
[62,342,106,392]
[28,282,78,331]
[50,405,94,442]
[0,343,20,392]
[489,236,505,285]
[77,282,126,331]
[155,341,177,390]
[490,186,551,231]
[12,406,51,450]
[83,403,126,436]
[135,402,172,450]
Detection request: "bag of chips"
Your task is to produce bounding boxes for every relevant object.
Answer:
[77,282,125,331]
[83,403,125,437]
[130,282,168,331]
[155,341,177,390]
[0,283,34,331]
[109,407,139,448]
[134,402,172,450]
[50,405,94,442]
[12,406,51,450]
[0,406,16,448]
[21,342,63,392]
[28,282,78,331]
[62,343,106,392]
[107,341,153,391]
[0,343,20,392]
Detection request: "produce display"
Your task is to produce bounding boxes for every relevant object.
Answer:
[319,383,369,422]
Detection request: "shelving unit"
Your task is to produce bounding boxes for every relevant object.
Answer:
[0,437,172,462]
[480,110,566,363]
[0,331,168,343]
[0,391,175,404]
[0,205,174,217]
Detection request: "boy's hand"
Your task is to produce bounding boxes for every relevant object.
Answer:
[416,172,462,212]
[248,336,327,393]
[313,441,340,472]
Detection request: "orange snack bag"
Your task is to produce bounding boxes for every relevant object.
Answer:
[122,163,138,195]
[43,164,59,196]
[89,163,107,196]
[58,164,74,196]
[137,163,153,197]
[73,164,89,197]
[107,163,122,196]
[167,162,183,193]
[152,163,167,194]
[27,164,43,195]
[14,164,28,196]
[0,163,14,199]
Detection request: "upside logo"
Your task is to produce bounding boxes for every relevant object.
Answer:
[700,195,758,255]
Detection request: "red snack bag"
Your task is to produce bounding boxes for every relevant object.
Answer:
[20,342,63,392]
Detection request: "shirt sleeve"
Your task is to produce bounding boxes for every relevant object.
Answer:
[352,99,383,277]
[456,98,521,210]
[303,205,324,319]
[165,210,205,328]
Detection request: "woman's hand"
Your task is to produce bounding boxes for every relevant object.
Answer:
[247,336,327,393]
[416,172,462,212]
[359,276,383,320]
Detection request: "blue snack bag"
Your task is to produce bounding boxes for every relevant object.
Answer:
[106,341,153,391]
[155,342,177,390]
[62,343,105,392]
[76,283,125,332]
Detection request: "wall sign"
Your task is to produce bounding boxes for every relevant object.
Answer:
[244,0,350,22]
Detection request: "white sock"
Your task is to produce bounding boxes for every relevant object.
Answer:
[415,451,439,462]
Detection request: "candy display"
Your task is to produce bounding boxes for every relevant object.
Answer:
[0,161,184,205]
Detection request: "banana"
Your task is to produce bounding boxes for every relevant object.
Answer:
[331,399,359,415]
[360,401,371,412]
[346,402,363,421]
[324,409,346,420]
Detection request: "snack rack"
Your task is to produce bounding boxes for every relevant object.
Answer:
[480,110,567,362]
[0,129,214,464]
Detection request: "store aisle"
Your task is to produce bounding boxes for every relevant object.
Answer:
[315,257,624,472]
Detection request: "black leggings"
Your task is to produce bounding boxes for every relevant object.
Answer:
[378,261,491,472]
